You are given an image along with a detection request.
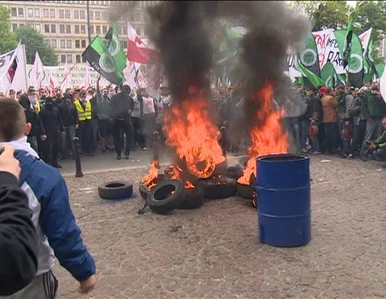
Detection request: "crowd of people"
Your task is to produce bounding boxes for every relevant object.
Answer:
[216,82,386,167]
[2,79,172,166]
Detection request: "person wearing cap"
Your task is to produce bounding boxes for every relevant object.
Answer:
[360,82,386,161]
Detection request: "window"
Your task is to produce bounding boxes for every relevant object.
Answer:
[45,39,50,46]
[102,11,107,20]
[35,24,41,32]
[60,39,65,48]
[44,24,50,33]
[67,54,73,63]
[76,55,81,63]
[102,25,107,35]
[95,25,101,34]
[128,12,133,22]
[135,12,140,22]
[34,8,40,17]
[89,11,93,20]
[52,39,57,48]
[122,25,127,35]
[74,10,79,19]
[61,54,66,64]
[28,8,33,17]
[66,25,71,34]
[12,24,17,32]
[123,40,128,49]
[82,56,86,63]
[59,9,64,18]
[11,7,17,17]
[43,8,49,18]
[51,24,56,33]
[90,26,94,34]
[95,11,100,20]
[65,9,70,18]
[81,40,86,48]
[75,25,79,34]
[59,24,65,34]
[18,7,24,17]
[67,40,72,48]
[75,40,80,48]
[80,10,85,19]
[81,25,85,34]
[50,9,55,18]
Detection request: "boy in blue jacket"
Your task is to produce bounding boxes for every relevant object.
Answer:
[0,98,96,298]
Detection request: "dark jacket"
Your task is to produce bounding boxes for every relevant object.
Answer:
[366,91,386,118]
[0,171,38,296]
[58,99,79,127]
[307,94,323,121]
[90,96,98,120]
[39,104,64,134]
[25,108,46,137]
[110,92,134,119]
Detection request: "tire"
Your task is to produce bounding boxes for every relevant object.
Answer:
[252,192,258,208]
[226,165,244,180]
[139,174,167,200]
[198,177,237,199]
[179,188,204,210]
[98,181,133,200]
[213,161,228,176]
[237,182,254,199]
[146,180,186,215]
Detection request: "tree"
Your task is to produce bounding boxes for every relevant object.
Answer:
[0,4,17,53]
[288,1,349,31]
[16,25,58,66]
[351,1,386,64]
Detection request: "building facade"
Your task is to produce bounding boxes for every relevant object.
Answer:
[1,0,157,65]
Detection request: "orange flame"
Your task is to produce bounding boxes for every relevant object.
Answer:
[141,160,159,189]
[185,181,195,189]
[237,81,288,185]
[163,93,225,179]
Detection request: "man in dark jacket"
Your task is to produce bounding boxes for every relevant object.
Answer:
[58,93,79,159]
[109,85,134,160]
[306,87,323,154]
[0,145,38,296]
[18,94,46,154]
[39,97,64,168]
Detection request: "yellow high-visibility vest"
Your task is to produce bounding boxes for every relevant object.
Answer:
[35,101,41,113]
[74,100,92,121]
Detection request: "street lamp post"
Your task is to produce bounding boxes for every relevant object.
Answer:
[86,1,92,44]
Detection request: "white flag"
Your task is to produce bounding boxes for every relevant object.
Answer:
[10,44,28,94]
[0,41,21,94]
[31,51,45,88]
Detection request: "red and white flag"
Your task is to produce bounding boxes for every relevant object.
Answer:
[127,22,159,64]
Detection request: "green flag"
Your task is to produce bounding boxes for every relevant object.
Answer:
[106,22,127,74]
[295,55,324,88]
[342,19,353,68]
[376,63,385,78]
[299,32,320,76]
[365,39,378,78]
[320,62,338,88]
[335,29,364,88]
[82,36,124,85]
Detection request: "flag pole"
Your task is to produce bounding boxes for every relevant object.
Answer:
[59,62,78,88]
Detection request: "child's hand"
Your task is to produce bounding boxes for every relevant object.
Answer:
[78,275,96,294]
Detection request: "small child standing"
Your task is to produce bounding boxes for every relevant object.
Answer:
[0,99,96,299]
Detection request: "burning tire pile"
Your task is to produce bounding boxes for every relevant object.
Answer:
[111,2,309,214]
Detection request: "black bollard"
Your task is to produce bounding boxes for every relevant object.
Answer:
[220,126,227,157]
[152,131,160,167]
[73,137,84,178]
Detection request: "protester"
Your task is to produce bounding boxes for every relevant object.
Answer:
[131,89,143,150]
[58,92,79,159]
[141,89,157,150]
[321,87,339,154]
[0,99,96,298]
[18,94,47,153]
[74,91,93,156]
[27,86,41,113]
[39,97,65,168]
[110,85,134,160]
[88,88,99,153]
[368,117,386,167]
[96,81,113,153]
[0,144,38,296]
[306,86,323,154]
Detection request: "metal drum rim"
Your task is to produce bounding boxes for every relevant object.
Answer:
[257,153,309,162]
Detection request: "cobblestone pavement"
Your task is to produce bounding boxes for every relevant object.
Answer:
[55,155,386,299]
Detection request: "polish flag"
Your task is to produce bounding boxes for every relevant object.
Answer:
[127,22,159,64]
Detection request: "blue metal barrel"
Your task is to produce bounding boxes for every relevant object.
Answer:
[255,154,311,247]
